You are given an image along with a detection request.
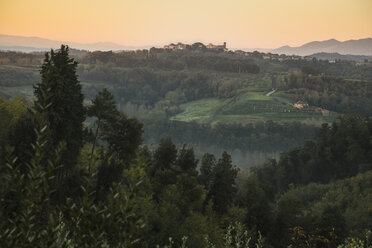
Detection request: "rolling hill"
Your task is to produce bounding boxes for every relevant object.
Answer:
[271,38,372,56]
[0,34,149,52]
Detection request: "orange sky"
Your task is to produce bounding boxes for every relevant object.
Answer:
[1,0,371,49]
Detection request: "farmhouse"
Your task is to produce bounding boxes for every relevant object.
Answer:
[294,101,309,110]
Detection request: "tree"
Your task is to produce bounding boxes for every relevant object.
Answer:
[243,175,274,236]
[153,137,177,170]
[199,153,216,190]
[34,45,85,172]
[176,145,198,175]
[208,152,238,214]
[101,112,143,163]
[316,205,346,247]
[87,88,119,173]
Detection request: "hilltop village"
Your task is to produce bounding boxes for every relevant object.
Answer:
[161,41,372,66]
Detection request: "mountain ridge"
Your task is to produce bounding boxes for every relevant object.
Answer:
[271,38,372,56]
[0,34,150,52]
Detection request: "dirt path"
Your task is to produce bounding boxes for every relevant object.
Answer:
[265,89,276,96]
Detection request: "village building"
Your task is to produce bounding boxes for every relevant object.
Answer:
[164,42,187,50]
[164,42,227,51]
[206,42,227,51]
[294,101,309,110]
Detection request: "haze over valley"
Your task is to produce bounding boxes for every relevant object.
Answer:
[0,0,371,247]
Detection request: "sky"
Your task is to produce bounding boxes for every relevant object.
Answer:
[1,0,371,49]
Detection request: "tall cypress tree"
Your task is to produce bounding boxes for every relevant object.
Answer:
[34,45,85,173]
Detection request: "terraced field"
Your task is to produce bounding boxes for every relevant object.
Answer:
[170,90,336,125]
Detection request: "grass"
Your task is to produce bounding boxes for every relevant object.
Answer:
[170,98,229,122]
[171,87,336,126]
[241,91,272,101]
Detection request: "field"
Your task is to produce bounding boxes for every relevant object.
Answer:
[0,65,337,126]
[170,89,336,125]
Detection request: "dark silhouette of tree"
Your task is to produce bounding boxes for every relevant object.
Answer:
[153,137,177,170]
[176,145,198,175]
[207,151,238,214]
[34,45,85,173]
[101,112,143,163]
[198,153,216,190]
[87,88,119,173]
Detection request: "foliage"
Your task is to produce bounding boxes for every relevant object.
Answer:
[253,111,372,191]
[34,45,85,170]
[0,46,371,248]
[283,71,372,115]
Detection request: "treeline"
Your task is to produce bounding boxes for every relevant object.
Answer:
[0,51,44,66]
[78,66,234,105]
[283,71,372,115]
[143,119,318,153]
[253,111,372,191]
[0,65,40,87]
[282,59,372,80]
[78,49,260,74]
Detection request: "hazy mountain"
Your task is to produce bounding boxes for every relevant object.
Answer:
[0,34,149,52]
[310,52,372,62]
[271,38,372,56]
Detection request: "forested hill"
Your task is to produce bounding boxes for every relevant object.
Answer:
[0,46,371,247]
[1,46,372,167]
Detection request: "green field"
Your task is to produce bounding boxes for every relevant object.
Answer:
[170,98,230,122]
[170,89,336,125]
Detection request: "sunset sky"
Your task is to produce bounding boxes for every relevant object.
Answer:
[1,0,371,49]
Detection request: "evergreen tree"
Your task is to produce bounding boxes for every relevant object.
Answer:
[34,45,85,172]
[87,88,119,172]
[199,153,216,190]
[153,137,177,170]
[176,145,198,175]
[208,151,238,214]
[100,112,143,163]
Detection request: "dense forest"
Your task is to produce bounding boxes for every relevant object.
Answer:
[282,70,372,115]
[0,46,371,247]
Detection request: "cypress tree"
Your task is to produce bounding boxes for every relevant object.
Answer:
[34,45,85,174]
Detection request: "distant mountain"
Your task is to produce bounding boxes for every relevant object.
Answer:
[271,38,372,56]
[309,52,372,62]
[0,34,149,52]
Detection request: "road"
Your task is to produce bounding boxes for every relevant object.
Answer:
[266,89,276,96]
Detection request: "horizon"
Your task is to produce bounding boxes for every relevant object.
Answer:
[1,0,371,49]
[1,33,372,51]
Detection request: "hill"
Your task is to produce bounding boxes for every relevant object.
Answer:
[271,38,372,56]
[1,47,371,168]
[309,52,372,62]
[0,34,148,52]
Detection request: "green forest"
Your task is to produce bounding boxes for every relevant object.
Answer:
[0,45,371,247]
[2,45,371,167]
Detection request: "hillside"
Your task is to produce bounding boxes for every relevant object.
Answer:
[1,47,371,168]
[0,43,371,248]
[0,33,147,51]
[310,52,372,62]
[272,38,372,56]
